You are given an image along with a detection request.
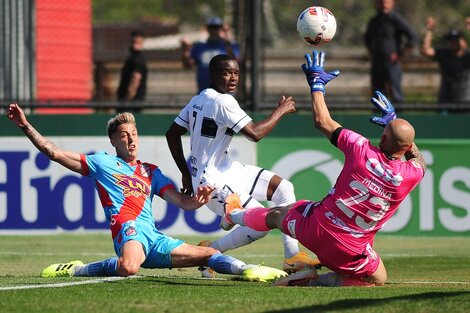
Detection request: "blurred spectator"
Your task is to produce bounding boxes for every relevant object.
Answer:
[117,30,148,113]
[421,16,470,106]
[181,16,240,93]
[364,0,418,103]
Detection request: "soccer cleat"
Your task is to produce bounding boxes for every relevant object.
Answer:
[219,218,234,231]
[221,193,243,231]
[242,265,288,283]
[272,265,319,287]
[197,240,216,278]
[41,260,84,277]
[282,251,322,273]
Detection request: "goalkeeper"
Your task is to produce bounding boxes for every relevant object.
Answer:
[222,50,426,287]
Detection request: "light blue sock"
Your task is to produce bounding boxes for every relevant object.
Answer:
[229,209,246,225]
[75,257,118,277]
[208,253,246,275]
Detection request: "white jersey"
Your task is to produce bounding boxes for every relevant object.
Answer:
[174,88,252,183]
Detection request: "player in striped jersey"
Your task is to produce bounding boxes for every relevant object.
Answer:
[6,103,287,282]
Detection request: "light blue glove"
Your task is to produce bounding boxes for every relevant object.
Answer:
[302,50,340,94]
[369,91,397,127]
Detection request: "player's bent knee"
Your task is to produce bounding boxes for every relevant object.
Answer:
[371,272,387,286]
[266,207,288,230]
[369,258,387,286]
[271,179,295,206]
[117,259,141,276]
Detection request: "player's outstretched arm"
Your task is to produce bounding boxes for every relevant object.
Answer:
[162,185,214,210]
[165,122,194,195]
[240,95,296,142]
[6,103,82,174]
[303,50,341,140]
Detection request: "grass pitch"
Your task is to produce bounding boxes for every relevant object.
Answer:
[0,232,469,313]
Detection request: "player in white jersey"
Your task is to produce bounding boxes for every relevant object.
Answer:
[223,50,426,287]
[166,54,320,275]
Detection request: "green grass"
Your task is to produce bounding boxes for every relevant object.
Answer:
[0,233,469,313]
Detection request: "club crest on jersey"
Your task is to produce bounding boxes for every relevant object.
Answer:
[113,174,150,197]
[125,226,137,236]
[123,221,137,237]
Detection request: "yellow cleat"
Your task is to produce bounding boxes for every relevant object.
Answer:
[41,260,83,277]
[242,265,288,283]
[283,252,322,273]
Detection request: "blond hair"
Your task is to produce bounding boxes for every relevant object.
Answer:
[106,112,136,138]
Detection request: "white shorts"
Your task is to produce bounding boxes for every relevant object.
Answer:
[195,161,276,216]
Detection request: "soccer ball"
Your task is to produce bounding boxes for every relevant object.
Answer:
[297,6,337,46]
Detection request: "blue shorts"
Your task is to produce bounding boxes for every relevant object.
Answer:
[113,220,184,269]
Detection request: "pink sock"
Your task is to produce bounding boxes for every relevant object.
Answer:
[242,207,270,231]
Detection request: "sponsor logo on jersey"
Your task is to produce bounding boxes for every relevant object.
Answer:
[365,158,403,186]
[113,174,150,197]
[192,104,203,111]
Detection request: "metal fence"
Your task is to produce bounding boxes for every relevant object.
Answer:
[0,0,35,101]
[2,0,470,112]
[93,0,470,111]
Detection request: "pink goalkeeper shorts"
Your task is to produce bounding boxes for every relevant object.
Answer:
[282,200,381,278]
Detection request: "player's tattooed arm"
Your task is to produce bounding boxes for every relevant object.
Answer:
[405,142,426,172]
[7,103,81,173]
[21,123,60,159]
[20,122,82,173]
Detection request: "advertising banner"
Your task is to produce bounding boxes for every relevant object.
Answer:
[258,138,470,236]
[0,136,256,235]
[2,135,469,236]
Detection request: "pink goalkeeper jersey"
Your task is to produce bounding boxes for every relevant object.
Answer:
[315,129,425,253]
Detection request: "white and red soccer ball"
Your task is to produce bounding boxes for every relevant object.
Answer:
[297,6,337,46]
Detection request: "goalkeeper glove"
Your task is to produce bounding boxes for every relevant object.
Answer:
[369,91,397,127]
[302,50,340,94]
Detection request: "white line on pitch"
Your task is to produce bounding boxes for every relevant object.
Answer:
[0,276,139,291]
[0,275,229,291]
[1,276,467,291]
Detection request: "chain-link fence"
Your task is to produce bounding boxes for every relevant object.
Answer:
[92,0,470,111]
[2,0,470,112]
